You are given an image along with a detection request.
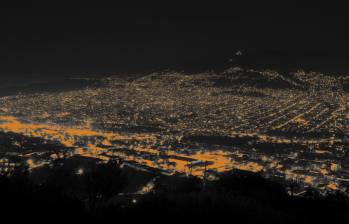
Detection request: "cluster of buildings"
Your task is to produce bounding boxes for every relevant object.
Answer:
[1,67,349,194]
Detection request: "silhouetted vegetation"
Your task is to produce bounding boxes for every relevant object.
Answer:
[1,162,349,223]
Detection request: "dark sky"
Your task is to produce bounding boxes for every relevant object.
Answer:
[1,3,349,80]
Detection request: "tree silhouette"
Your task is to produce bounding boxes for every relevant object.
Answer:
[82,160,126,211]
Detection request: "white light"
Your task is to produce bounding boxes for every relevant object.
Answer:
[76,168,84,175]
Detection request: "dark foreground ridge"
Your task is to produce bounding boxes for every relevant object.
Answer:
[1,158,349,223]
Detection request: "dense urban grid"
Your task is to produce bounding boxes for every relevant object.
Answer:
[1,67,349,195]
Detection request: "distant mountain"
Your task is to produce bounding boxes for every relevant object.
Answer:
[222,67,299,89]
[0,78,101,97]
[221,67,349,92]
[2,67,348,99]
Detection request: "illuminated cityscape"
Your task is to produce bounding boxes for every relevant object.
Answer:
[3,4,349,221]
[1,67,349,195]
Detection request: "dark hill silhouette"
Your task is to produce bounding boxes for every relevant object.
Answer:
[1,162,349,223]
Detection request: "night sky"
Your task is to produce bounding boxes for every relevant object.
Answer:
[1,3,349,81]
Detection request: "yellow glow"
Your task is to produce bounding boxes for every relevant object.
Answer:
[330,163,338,171]
[304,176,314,185]
[327,183,337,190]
[0,115,338,188]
